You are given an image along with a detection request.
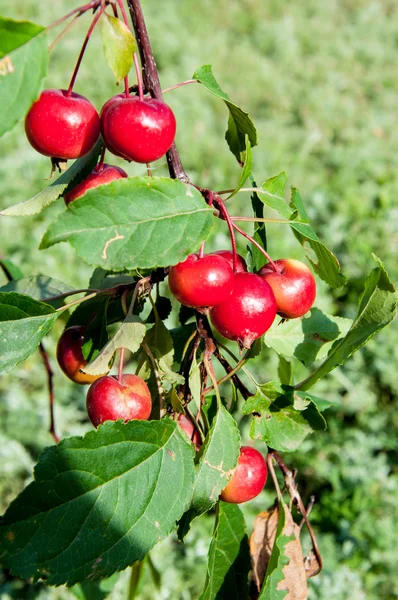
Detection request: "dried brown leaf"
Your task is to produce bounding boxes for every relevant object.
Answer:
[276,504,308,600]
[249,504,279,592]
[304,548,322,579]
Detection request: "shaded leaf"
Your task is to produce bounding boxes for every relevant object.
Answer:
[257,172,290,218]
[40,177,215,271]
[265,309,352,367]
[193,65,257,162]
[199,502,250,600]
[297,256,398,391]
[0,420,195,586]
[228,136,252,197]
[101,14,135,82]
[278,356,293,385]
[242,383,326,452]
[0,292,59,374]
[0,275,74,309]
[259,501,307,600]
[0,17,47,137]
[2,139,102,216]
[0,258,23,280]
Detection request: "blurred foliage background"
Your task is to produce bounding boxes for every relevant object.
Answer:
[0,0,397,599]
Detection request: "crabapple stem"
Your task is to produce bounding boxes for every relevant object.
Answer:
[67,3,105,95]
[199,241,205,259]
[96,146,106,171]
[116,0,130,25]
[126,0,189,182]
[39,343,59,444]
[118,347,125,383]
[231,216,295,224]
[142,340,163,417]
[202,351,250,396]
[46,0,100,31]
[56,291,99,311]
[213,197,238,273]
[162,79,199,94]
[231,221,280,273]
[133,52,145,101]
[48,14,80,53]
[203,353,222,407]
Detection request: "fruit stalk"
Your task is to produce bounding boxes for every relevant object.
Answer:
[126,0,188,182]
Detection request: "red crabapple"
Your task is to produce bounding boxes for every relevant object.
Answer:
[56,326,108,385]
[220,446,267,503]
[64,164,128,205]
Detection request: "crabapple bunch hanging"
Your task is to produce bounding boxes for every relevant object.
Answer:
[1,0,395,596]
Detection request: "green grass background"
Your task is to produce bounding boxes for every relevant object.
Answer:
[0,0,397,598]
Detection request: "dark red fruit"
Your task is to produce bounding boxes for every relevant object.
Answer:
[210,272,277,348]
[177,414,201,447]
[86,374,152,427]
[220,446,267,504]
[168,253,234,308]
[99,94,125,158]
[259,259,316,319]
[25,89,100,159]
[56,326,107,385]
[100,96,176,163]
[64,163,128,205]
[210,250,247,273]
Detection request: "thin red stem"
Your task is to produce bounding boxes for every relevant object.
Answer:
[46,0,99,31]
[67,4,105,95]
[118,347,125,383]
[48,13,80,53]
[162,79,198,94]
[214,197,238,272]
[231,221,280,272]
[133,52,144,100]
[199,241,205,259]
[95,146,106,171]
[39,343,59,444]
[115,0,133,96]
[116,0,130,26]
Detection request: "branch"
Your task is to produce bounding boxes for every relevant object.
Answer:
[39,343,59,444]
[126,0,189,182]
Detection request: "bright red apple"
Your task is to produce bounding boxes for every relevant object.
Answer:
[64,163,128,205]
[210,272,277,348]
[86,374,152,427]
[258,259,316,318]
[56,326,108,385]
[168,253,234,308]
[210,250,247,273]
[220,446,267,503]
[100,96,176,163]
[25,89,100,159]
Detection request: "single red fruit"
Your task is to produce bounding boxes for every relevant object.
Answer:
[56,326,107,385]
[101,96,176,163]
[177,414,201,447]
[210,250,247,274]
[168,253,234,308]
[99,94,126,158]
[210,272,277,348]
[25,89,100,159]
[220,446,268,504]
[258,259,316,319]
[64,163,128,205]
[86,374,152,427]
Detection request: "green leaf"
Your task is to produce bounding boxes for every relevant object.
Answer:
[178,399,240,539]
[0,292,59,374]
[255,176,346,287]
[247,177,267,272]
[84,314,146,375]
[265,308,352,367]
[0,17,47,137]
[101,14,135,82]
[40,177,215,271]
[289,188,346,287]
[228,136,252,197]
[297,256,398,391]
[193,65,257,162]
[1,139,102,216]
[0,275,74,308]
[242,383,326,452]
[259,501,307,599]
[0,419,195,586]
[278,356,292,385]
[199,502,250,600]
[0,258,23,280]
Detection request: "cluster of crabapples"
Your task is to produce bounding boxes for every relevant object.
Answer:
[26,85,315,505]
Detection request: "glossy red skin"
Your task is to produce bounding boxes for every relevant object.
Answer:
[210,250,247,274]
[258,259,316,319]
[99,95,126,157]
[56,326,107,385]
[25,89,100,159]
[101,96,176,163]
[168,253,234,308]
[210,272,277,348]
[64,164,128,205]
[86,374,152,427]
[220,446,267,504]
[177,414,201,446]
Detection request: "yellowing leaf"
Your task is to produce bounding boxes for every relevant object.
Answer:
[101,14,135,82]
